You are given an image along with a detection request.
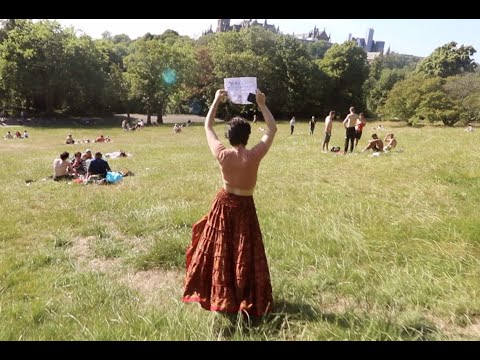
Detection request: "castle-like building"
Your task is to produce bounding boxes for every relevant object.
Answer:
[203,20,333,46]
[295,26,331,43]
[348,28,385,60]
[202,19,280,36]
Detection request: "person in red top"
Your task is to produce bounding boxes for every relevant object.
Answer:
[183,88,277,318]
[354,112,367,148]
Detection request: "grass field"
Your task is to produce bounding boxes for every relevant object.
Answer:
[0,119,479,340]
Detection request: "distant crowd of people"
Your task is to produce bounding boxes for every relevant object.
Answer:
[280,107,399,155]
[65,134,112,144]
[121,118,144,131]
[4,130,28,139]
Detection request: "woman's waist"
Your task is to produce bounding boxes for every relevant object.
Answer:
[223,183,255,196]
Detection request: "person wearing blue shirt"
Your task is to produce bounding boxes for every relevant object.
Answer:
[86,152,111,179]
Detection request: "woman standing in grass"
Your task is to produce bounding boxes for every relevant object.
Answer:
[183,88,277,317]
[354,112,367,148]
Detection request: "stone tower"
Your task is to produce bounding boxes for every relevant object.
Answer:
[217,19,231,32]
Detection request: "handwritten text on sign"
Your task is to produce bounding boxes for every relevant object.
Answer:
[224,77,257,105]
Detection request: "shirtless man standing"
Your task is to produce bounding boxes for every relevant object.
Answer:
[343,107,359,153]
[322,110,335,152]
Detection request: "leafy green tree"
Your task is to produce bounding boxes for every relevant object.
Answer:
[156,29,181,44]
[319,40,369,112]
[381,75,445,125]
[124,38,195,124]
[0,19,122,116]
[176,45,216,116]
[272,34,323,116]
[365,68,406,116]
[0,19,19,41]
[416,90,459,126]
[382,52,422,71]
[444,72,480,124]
[363,52,420,116]
[369,54,384,80]
[104,34,133,69]
[208,29,273,118]
[62,34,114,115]
[196,32,216,48]
[304,40,332,60]
[416,41,477,77]
[103,63,129,114]
[0,20,74,114]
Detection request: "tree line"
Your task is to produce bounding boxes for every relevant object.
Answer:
[0,19,478,126]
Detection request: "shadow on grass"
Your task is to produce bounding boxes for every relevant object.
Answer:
[2,115,183,129]
[212,299,323,339]
[213,299,439,340]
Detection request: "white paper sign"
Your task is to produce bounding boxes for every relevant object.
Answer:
[223,77,257,105]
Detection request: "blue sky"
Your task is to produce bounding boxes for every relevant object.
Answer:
[54,19,480,63]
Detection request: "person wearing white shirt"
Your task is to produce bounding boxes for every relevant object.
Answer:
[289,116,295,135]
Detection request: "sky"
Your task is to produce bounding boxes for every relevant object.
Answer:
[54,19,480,63]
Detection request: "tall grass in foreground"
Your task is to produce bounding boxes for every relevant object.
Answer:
[0,120,479,340]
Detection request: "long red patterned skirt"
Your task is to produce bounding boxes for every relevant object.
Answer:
[182,189,273,317]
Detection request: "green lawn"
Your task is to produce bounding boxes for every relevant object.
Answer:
[0,120,479,340]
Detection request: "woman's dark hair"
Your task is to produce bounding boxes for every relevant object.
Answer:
[226,116,251,146]
[60,151,69,160]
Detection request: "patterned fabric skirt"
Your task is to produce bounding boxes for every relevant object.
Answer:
[183,189,273,317]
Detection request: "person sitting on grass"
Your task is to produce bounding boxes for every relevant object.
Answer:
[4,131,13,139]
[384,133,397,151]
[66,134,75,144]
[53,151,73,181]
[95,135,106,142]
[86,152,111,180]
[82,149,93,170]
[82,149,93,160]
[71,151,87,176]
[362,133,384,152]
[173,123,182,134]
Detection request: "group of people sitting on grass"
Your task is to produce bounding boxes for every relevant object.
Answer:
[53,150,106,181]
[53,149,130,184]
[121,118,144,131]
[362,133,397,152]
[65,134,112,144]
[4,130,28,139]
